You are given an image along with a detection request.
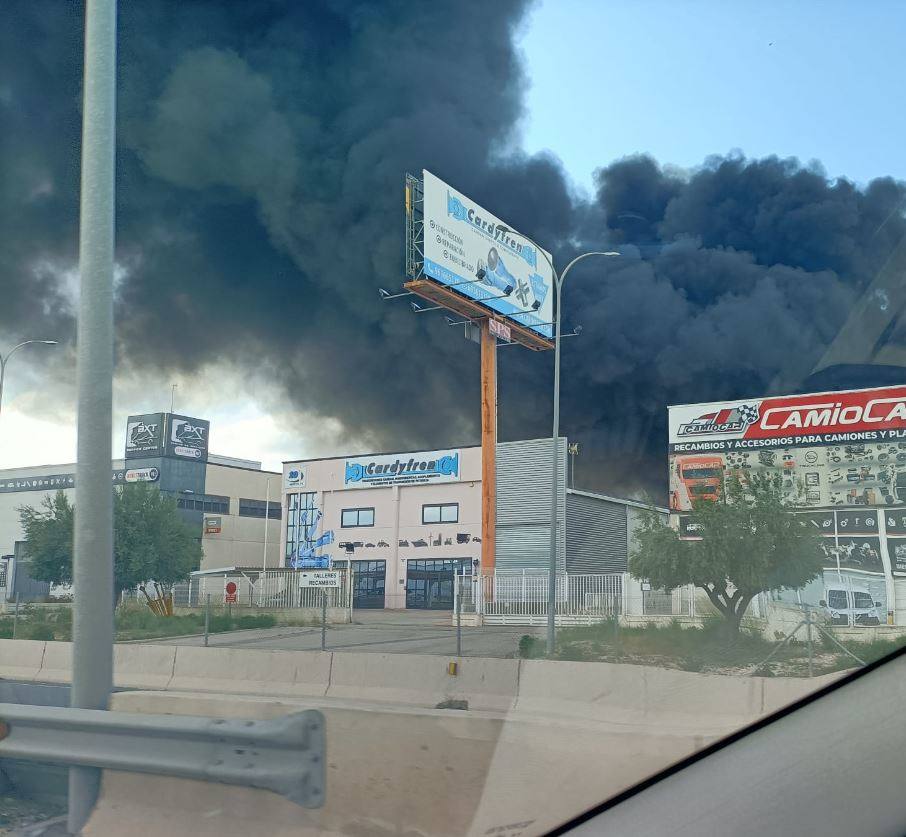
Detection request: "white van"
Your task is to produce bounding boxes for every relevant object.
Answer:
[820,586,882,626]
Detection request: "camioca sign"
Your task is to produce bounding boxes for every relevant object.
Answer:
[668,385,906,512]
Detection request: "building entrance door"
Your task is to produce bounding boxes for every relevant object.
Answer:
[352,560,386,609]
[405,559,472,610]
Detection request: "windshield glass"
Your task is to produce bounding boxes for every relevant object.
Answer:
[852,592,874,609]
[2,1,906,835]
[827,590,849,610]
[682,468,723,479]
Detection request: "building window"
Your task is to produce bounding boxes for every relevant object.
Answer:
[239,498,282,519]
[422,503,459,524]
[341,507,375,527]
[176,494,230,514]
[286,492,317,559]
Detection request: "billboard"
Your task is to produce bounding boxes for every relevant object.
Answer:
[421,170,554,338]
[125,413,165,459]
[343,449,460,489]
[165,414,210,462]
[668,385,906,511]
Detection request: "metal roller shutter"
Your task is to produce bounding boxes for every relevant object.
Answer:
[495,438,567,573]
[566,493,627,574]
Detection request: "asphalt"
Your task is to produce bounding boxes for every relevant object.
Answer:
[141,609,542,657]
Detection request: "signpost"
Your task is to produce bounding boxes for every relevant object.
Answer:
[298,571,341,589]
[299,572,341,650]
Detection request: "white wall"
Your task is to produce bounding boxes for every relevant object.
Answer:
[0,461,126,557]
[283,447,482,607]
[200,464,282,571]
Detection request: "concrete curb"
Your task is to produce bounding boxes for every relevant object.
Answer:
[0,638,845,726]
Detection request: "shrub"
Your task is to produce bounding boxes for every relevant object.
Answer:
[518,634,541,658]
[24,623,55,641]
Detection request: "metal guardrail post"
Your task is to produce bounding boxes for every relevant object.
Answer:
[0,704,325,808]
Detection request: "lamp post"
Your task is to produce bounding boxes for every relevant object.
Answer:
[489,228,619,655]
[0,340,59,421]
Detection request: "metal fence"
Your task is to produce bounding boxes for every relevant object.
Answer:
[642,585,694,616]
[458,572,627,626]
[123,570,350,611]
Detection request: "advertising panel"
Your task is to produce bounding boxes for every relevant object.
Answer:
[285,465,305,488]
[125,413,165,459]
[165,414,210,462]
[669,385,905,625]
[668,385,906,511]
[421,170,554,338]
[343,448,460,489]
[0,470,127,494]
[125,467,160,483]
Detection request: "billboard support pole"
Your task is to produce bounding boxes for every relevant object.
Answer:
[480,320,497,574]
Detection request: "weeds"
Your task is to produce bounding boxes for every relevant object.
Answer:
[517,618,906,676]
[0,602,280,642]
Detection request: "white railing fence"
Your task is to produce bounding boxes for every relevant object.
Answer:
[453,572,709,625]
[122,570,350,610]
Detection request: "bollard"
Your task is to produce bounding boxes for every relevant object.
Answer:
[204,594,211,647]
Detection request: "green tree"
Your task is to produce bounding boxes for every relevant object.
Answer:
[630,473,823,636]
[19,483,203,599]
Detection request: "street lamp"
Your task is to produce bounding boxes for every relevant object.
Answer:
[0,340,59,421]
[490,228,619,655]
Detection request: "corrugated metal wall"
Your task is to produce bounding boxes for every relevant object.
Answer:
[496,438,567,573]
[565,492,628,573]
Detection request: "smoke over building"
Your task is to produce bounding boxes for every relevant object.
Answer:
[2,1,904,498]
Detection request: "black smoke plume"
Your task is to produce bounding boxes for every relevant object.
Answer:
[2,1,905,499]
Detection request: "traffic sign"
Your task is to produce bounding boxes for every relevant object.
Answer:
[299,571,341,588]
[225,581,238,603]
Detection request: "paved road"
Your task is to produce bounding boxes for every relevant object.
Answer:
[144,609,541,657]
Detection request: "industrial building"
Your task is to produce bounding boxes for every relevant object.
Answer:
[0,412,281,604]
[282,437,665,610]
[1,419,663,611]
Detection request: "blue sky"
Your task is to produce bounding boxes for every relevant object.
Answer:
[519,0,906,193]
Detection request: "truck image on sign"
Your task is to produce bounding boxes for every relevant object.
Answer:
[670,454,725,511]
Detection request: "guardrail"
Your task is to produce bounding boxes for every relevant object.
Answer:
[0,702,325,808]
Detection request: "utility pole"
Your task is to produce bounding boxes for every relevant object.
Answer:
[68,0,117,832]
